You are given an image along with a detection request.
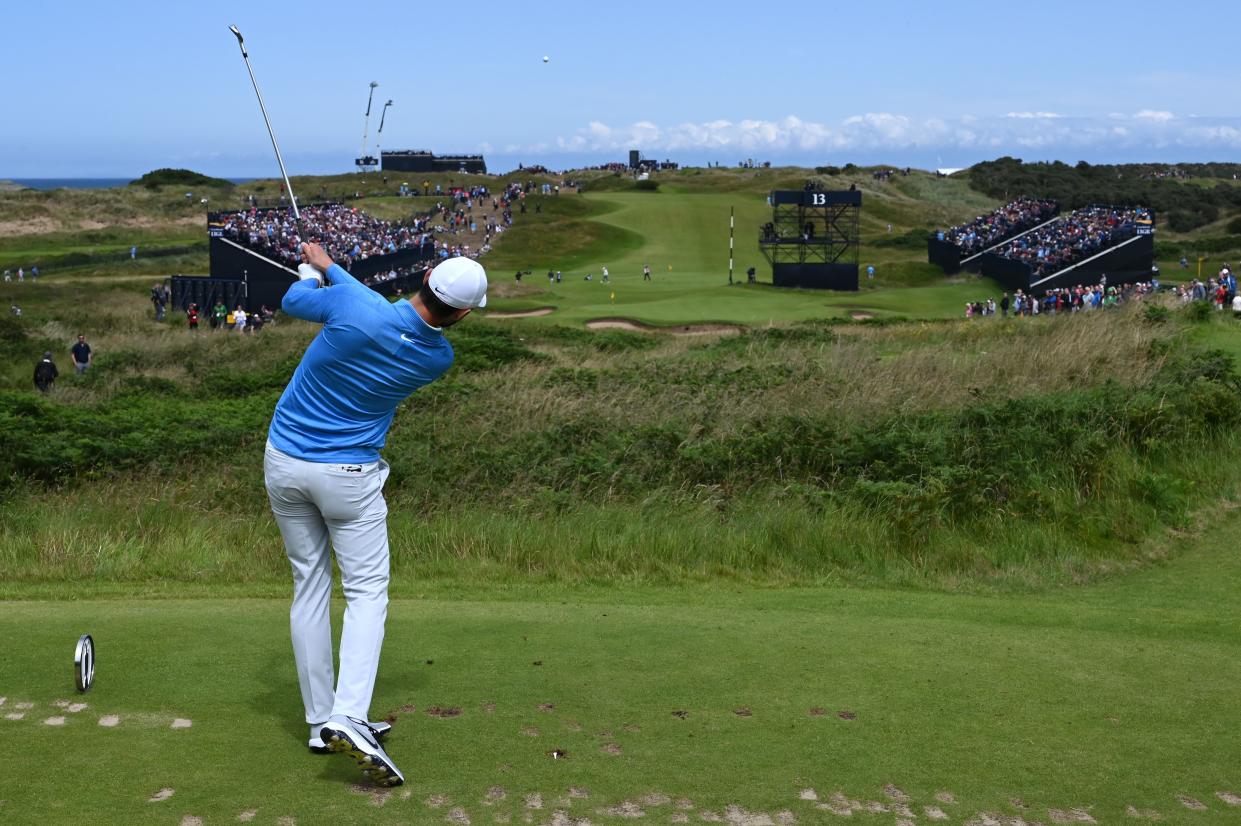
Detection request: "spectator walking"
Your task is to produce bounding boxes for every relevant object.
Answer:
[151,283,168,321]
[187,303,200,331]
[130,245,137,259]
[234,304,248,333]
[71,334,92,374]
[33,351,58,392]
[643,263,651,281]
[212,301,228,331]
[17,267,24,283]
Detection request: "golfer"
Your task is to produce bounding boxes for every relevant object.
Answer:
[264,241,487,786]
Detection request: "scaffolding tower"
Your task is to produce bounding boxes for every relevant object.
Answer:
[759,189,861,290]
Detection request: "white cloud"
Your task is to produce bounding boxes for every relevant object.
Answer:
[547,111,1241,156]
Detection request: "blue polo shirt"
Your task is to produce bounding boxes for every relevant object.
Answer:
[267,263,453,463]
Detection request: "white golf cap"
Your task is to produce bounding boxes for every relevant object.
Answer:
[428,257,488,309]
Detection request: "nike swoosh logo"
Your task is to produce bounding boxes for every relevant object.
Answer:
[400,334,417,343]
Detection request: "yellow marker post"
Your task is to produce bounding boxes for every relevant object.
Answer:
[610,291,615,303]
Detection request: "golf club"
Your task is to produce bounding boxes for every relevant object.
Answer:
[228,24,326,284]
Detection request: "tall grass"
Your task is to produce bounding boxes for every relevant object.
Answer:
[3,289,1240,589]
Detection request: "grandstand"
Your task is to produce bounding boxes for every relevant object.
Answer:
[928,198,1060,274]
[978,206,1155,292]
[186,204,440,311]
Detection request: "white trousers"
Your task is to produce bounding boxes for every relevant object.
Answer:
[263,441,391,724]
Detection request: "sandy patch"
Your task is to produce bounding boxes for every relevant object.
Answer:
[447,807,471,824]
[237,811,257,822]
[4,713,24,721]
[584,319,742,336]
[525,793,544,810]
[798,790,818,802]
[148,788,175,803]
[640,794,670,806]
[276,818,296,826]
[925,806,950,820]
[43,716,66,726]
[14,702,33,710]
[1218,792,1241,806]
[1049,809,1096,823]
[599,801,645,818]
[774,813,796,825]
[180,817,203,826]
[170,718,192,729]
[0,218,57,237]
[1176,795,1207,810]
[486,308,555,319]
[723,805,776,825]
[98,715,120,727]
[1124,805,1161,819]
[672,816,689,824]
[849,312,875,320]
[883,786,909,802]
[548,813,593,826]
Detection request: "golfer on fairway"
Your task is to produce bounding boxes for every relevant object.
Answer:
[264,242,486,786]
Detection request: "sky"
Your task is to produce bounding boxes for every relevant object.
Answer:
[2,0,1239,177]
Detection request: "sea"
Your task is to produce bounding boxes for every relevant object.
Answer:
[4,178,256,190]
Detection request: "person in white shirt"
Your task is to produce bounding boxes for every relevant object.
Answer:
[234,305,248,333]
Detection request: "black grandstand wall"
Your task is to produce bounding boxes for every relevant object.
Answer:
[382,150,487,174]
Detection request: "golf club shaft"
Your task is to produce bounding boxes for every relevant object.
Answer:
[230,26,324,280]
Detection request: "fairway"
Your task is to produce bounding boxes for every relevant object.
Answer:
[3,512,1239,824]
[483,188,1004,326]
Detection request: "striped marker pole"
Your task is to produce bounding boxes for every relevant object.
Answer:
[729,206,735,284]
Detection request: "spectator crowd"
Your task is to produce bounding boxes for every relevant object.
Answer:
[940,198,1059,255]
[219,203,434,269]
[992,206,1150,280]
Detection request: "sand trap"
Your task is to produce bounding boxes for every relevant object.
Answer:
[585,318,743,336]
[485,307,555,318]
[850,311,876,320]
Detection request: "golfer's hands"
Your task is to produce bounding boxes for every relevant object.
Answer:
[300,242,333,273]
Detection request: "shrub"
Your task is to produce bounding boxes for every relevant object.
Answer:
[634,179,660,192]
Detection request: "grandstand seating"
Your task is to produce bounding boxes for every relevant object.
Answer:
[928,198,1059,274]
[205,204,440,310]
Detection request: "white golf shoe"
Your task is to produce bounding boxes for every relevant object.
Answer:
[319,715,404,786]
[309,719,392,754]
